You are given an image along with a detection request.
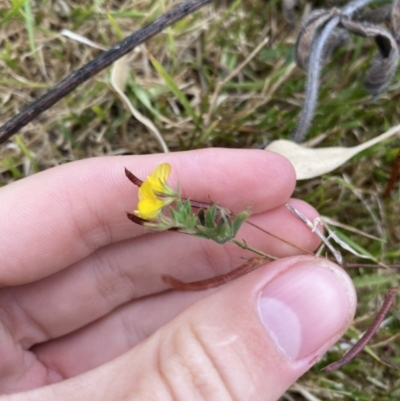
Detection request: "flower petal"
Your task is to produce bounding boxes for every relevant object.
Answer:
[147,163,171,193]
[138,181,155,200]
[137,197,164,219]
[136,182,164,219]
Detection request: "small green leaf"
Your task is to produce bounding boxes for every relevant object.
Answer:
[196,225,213,240]
[232,210,249,236]
[205,205,217,228]
[182,200,192,217]
[215,224,231,244]
[170,208,180,224]
[185,214,198,230]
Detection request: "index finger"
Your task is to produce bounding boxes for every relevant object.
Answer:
[0,148,295,285]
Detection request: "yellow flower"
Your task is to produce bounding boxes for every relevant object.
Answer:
[134,163,173,220]
[147,163,171,194]
[136,182,165,219]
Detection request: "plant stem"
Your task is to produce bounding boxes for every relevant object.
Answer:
[230,239,277,260]
[292,0,375,142]
[323,285,400,371]
[0,0,214,144]
[163,257,266,290]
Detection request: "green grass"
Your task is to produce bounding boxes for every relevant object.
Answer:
[0,0,400,399]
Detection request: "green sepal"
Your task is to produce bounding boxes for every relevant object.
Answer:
[205,205,217,228]
[232,210,249,236]
[170,200,198,230]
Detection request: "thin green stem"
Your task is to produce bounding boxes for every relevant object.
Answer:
[245,220,313,255]
[230,239,277,260]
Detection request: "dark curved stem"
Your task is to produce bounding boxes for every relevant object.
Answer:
[0,0,213,144]
[292,16,340,143]
[323,285,400,372]
[292,0,375,143]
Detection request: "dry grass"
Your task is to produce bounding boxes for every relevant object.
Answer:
[0,0,400,399]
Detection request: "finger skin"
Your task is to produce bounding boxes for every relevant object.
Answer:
[1,149,322,395]
[0,198,322,392]
[3,256,356,401]
[0,197,320,344]
[0,149,295,286]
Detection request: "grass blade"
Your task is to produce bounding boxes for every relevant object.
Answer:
[149,53,200,125]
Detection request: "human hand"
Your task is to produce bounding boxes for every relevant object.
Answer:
[0,149,356,400]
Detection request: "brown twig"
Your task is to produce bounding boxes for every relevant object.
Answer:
[162,257,267,290]
[0,0,213,144]
[323,285,400,372]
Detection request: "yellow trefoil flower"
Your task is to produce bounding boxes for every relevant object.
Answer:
[147,163,172,193]
[135,163,174,219]
[136,182,165,219]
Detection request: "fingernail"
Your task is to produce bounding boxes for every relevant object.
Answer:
[258,260,355,361]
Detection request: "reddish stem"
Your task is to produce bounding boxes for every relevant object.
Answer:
[323,285,400,372]
[162,257,267,291]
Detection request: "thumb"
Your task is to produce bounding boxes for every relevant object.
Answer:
[8,256,356,401]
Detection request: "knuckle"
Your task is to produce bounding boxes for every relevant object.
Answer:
[157,323,237,401]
